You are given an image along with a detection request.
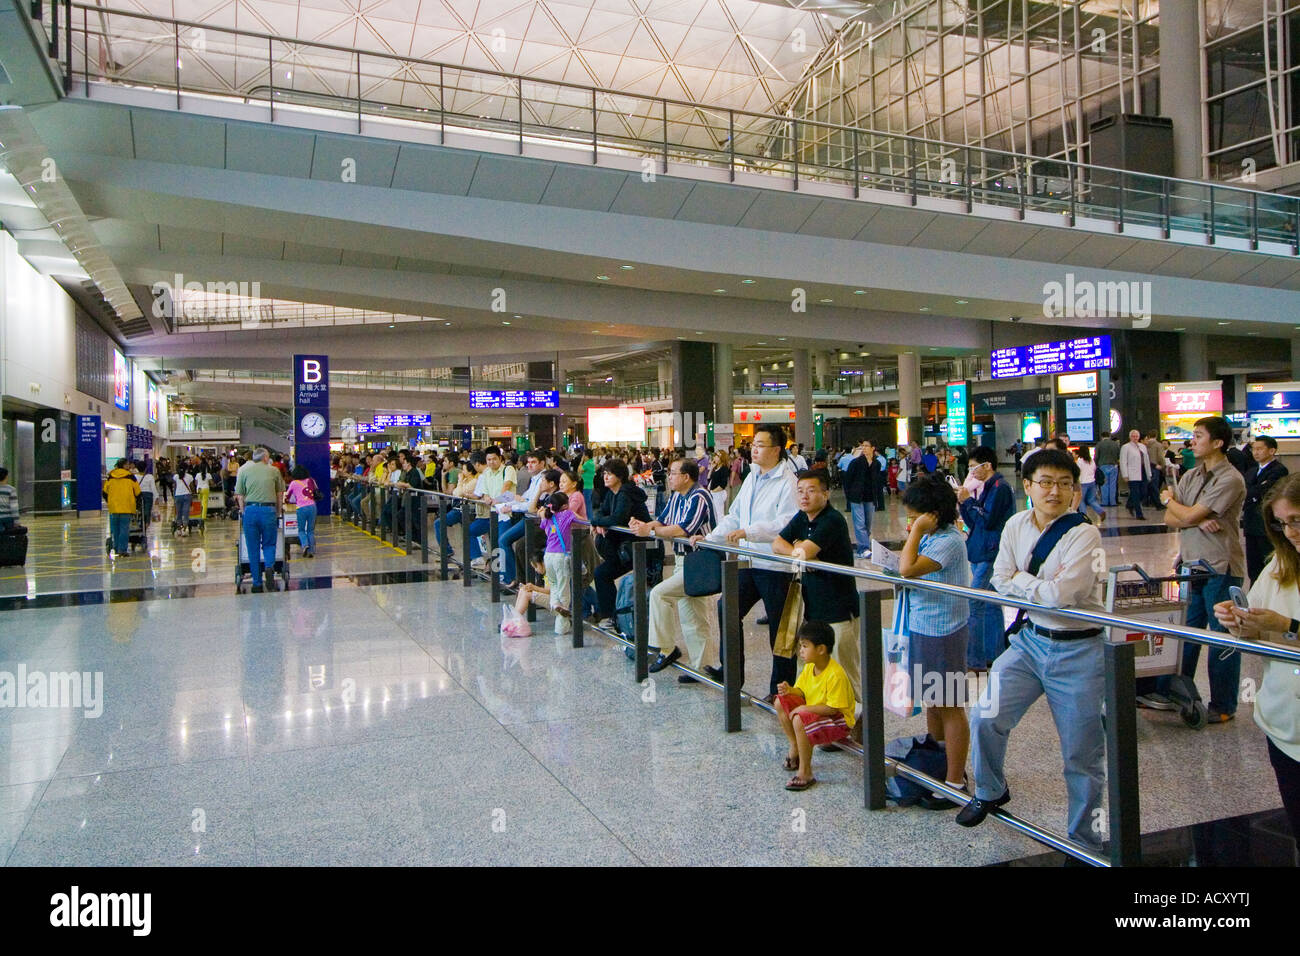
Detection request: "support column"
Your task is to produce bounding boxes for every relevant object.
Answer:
[714,343,734,432]
[1179,333,1209,382]
[793,348,813,448]
[657,358,673,400]
[1233,374,1247,412]
[671,342,714,453]
[746,364,760,392]
[897,352,921,418]
[1291,337,1300,381]
[1159,1,1204,182]
[813,351,831,391]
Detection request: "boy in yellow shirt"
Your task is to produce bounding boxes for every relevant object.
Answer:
[775,621,857,791]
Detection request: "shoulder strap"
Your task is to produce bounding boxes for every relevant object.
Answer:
[1026,512,1088,575]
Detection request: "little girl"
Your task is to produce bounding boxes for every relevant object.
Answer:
[502,492,580,637]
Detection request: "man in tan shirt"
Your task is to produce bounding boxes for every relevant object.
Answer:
[1153,416,1246,722]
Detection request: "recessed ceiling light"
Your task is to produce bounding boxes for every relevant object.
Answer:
[513,314,521,319]
[757,341,767,345]
[713,289,727,294]
[620,264,634,270]
[502,321,511,325]
[740,278,756,284]
[1217,321,1230,325]
[1173,327,1185,331]
[694,331,703,334]
[444,322,452,327]
[955,299,969,304]
[778,337,787,341]
[862,352,871,356]
[1247,331,1259,335]
[853,289,866,295]
[596,275,610,280]
[819,298,833,304]
[928,347,937,350]
[919,306,931,312]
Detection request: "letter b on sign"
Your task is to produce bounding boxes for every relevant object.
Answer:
[303,360,322,384]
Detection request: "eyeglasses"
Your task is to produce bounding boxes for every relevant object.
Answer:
[1268,517,1300,532]
[1027,479,1076,491]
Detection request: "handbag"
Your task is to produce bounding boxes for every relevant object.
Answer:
[884,590,920,717]
[307,477,324,503]
[772,575,804,658]
[682,547,722,596]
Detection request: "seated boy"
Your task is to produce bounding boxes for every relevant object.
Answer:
[775,620,858,791]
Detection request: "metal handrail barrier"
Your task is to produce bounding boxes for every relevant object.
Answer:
[56,3,1300,256]
[598,525,1300,867]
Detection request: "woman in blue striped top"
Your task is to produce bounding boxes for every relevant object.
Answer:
[899,474,972,807]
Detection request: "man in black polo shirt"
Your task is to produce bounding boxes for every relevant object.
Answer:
[773,469,861,739]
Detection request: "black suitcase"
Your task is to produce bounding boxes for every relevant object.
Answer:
[0,525,28,566]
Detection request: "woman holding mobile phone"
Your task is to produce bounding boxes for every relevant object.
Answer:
[1214,472,1300,839]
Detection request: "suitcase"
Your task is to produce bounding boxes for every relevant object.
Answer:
[0,525,29,566]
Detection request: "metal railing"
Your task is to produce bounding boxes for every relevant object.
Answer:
[36,1,1300,256]
[330,476,1300,867]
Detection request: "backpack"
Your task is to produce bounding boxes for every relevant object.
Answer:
[1095,467,1106,489]
[885,734,949,805]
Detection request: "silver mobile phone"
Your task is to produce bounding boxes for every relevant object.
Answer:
[1229,586,1249,610]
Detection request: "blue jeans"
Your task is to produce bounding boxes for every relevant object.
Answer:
[468,517,491,560]
[174,494,192,527]
[109,512,132,554]
[1159,573,1241,715]
[1077,481,1102,518]
[848,501,874,555]
[971,627,1106,849]
[583,488,593,520]
[498,515,527,583]
[296,503,317,552]
[243,504,278,581]
[433,507,463,553]
[966,560,1003,668]
[1099,465,1118,506]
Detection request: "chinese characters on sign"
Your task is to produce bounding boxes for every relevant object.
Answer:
[469,390,559,409]
[991,336,1113,379]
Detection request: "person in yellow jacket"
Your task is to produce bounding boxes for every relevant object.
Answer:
[103,459,140,557]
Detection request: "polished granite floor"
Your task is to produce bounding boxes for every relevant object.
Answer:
[0,479,1290,866]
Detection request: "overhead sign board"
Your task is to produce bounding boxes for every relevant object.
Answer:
[469,390,559,409]
[991,335,1112,379]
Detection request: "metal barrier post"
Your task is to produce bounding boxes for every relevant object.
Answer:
[571,524,586,648]
[365,485,376,535]
[631,540,649,684]
[438,498,450,581]
[860,589,886,810]
[389,488,400,548]
[720,558,743,732]
[523,517,537,623]
[461,506,473,588]
[416,493,428,564]
[489,510,501,602]
[1104,640,1142,866]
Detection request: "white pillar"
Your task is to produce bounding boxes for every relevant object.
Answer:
[898,352,922,418]
[793,349,813,447]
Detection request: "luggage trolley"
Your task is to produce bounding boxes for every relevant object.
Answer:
[105,496,148,555]
[1104,561,1209,729]
[235,512,290,592]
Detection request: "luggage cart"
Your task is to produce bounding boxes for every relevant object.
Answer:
[105,497,148,555]
[172,497,205,536]
[282,506,299,556]
[207,489,226,516]
[1105,561,1209,729]
[235,512,290,592]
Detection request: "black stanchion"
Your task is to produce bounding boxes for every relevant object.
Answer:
[631,540,649,684]
[461,507,473,588]
[1104,640,1142,866]
[523,517,537,623]
[438,500,451,581]
[416,493,428,564]
[859,589,886,810]
[571,525,586,648]
[403,490,415,552]
[720,558,743,732]
[489,511,501,603]
[389,488,400,548]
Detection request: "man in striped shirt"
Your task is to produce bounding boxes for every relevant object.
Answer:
[630,458,717,681]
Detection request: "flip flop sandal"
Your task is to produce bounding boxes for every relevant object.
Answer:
[782,756,799,771]
[785,776,817,791]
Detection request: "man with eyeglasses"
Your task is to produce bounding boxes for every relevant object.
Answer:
[632,458,717,681]
[1153,415,1247,723]
[958,448,1106,848]
[693,422,799,700]
[957,445,1015,670]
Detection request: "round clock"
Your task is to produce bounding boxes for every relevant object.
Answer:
[300,412,327,438]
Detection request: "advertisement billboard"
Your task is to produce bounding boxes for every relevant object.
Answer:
[945,381,968,446]
[113,350,130,410]
[588,407,646,443]
[147,382,159,425]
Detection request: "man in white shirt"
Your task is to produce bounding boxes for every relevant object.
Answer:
[789,443,808,472]
[1119,429,1153,520]
[692,423,799,701]
[957,448,1106,850]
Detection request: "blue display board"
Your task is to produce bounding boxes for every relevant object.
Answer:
[1247,389,1300,413]
[991,336,1113,379]
[294,355,331,516]
[469,390,559,409]
[945,381,969,446]
[372,414,432,427]
[76,415,102,513]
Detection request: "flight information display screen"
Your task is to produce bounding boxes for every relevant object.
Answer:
[371,414,431,426]
[469,390,559,409]
[991,335,1113,379]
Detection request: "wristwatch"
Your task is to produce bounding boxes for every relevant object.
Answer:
[1286,618,1300,641]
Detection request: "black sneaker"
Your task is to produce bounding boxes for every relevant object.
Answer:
[677,674,699,684]
[703,665,724,682]
[264,570,278,592]
[648,648,682,673]
[955,788,1011,827]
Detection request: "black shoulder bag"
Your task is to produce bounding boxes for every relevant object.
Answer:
[1002,512,1090,646]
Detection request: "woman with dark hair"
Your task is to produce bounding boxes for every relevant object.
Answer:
[898,474,972,807]
[172,463,194,537]
[1073,445,1103,523]
[1216,472,1300,839]
[589,457,651,628]
[286,463,319,557]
